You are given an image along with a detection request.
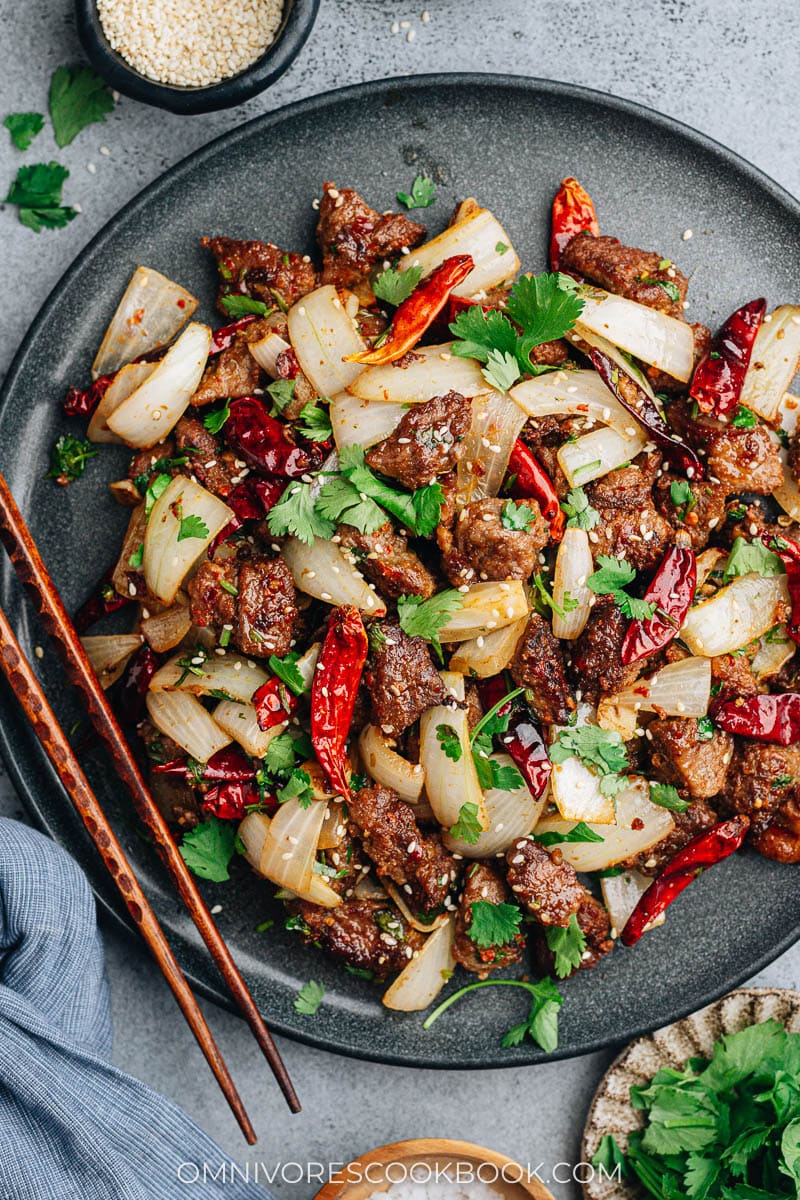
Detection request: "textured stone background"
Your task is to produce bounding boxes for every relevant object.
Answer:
[0,1,798,1196]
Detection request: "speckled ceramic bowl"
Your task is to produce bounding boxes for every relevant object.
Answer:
[581,987,800,1200]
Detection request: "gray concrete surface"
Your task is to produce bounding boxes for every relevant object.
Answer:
[1,1,799,1195]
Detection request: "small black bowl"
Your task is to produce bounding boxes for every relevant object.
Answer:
[75,0,320,115]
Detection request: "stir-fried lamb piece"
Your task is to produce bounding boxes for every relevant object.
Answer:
[628,797,719,875]
[348,784,458,913]
[316,182,426,292]
[647,717,733,799]
[721,742,800,838]
[190,327,263,408]
[750,797,800,864]
[787,429,800,486]
[530,892,614,977]
[443,497,548,585]
[709,653,764,706]
[337,522,437,600]
[510,613,572,724]
[128,440,176,489]
[506,838,583,927]
[286,897,424,978]
[585,455,673,572]
[667,401,783,495]
[364,392,472,490]
[173,416,241,497]
[561,232,689,318]
[570,596,643,704]
[365,621,447,736]
[201,236,316,313]
[453,863,524,978]
[721,498,800,550]
[653,473,728,551]
[188,554,298,657]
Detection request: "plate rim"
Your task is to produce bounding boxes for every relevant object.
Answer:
[1,71,798,1068]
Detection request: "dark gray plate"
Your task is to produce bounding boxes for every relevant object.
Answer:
[1,75,798,1069]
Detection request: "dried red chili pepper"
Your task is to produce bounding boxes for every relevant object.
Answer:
[311,606,368,798]
[621,545,697,665]
[153,744,256,782]
[714,694,800,746]
[477,677,552,799]
[346,255,475,366]
[621,816,749,946]
[762,532,800,645]
[689,298,766,419]
[202,780,278,821]
[590,347,703,477]
[224,396,324,479]
[116,644,159,727]
[253,675,300,733]
[209,314,258,355]
[550,177,600,272]
[508,439,565,541]
[209,476,286,554]
[63,373,114,418]
[74,566,134,633]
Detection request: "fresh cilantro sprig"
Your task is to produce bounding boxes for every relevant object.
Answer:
[267,481,335,545]
[372,263,424,306]
[397,590,464,657]
[277,768,314,809]
[723,536,783,581]
[219,292,271,318]
[501,500,537,531]
[177,514,210,542]
[144,472,172,518]
[267,651,309,697]
[533,573,579,622]
[47,434,98,484]
[266,378,296,416]
[293,979,325,1016]
[4,112,44,150]
[449,801,483,844]
[203,402,230,435]
[339,446,443,537]
[560,487,599,531]
[468,901,522,949]
[470,686,526,792]
[550,724,630,797]
[423,976,564,1053]
[587,554,656,621]
[179,817,238,882]
[316,474,387,534]
[6,161,78,232]
[49,65,115,147]
[436,724,462,762]
[295,402,332,442]
[534,821,605,848]
[544,914,587,979]
[649,782,691,813]
[396,174,436,209]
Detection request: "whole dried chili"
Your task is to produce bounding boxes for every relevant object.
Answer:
[209,314,258,355]
[590,347,703,477]
[345,255,475,366]
[763,532,800,645]
[253,675,300,732]
[63,373,114,418]
[689,298,766,419]
[621,816,750,947]
[154,745,256,783]
[311,606,368,798]
[209,476,285,553]
[550,177,600,273]
[713,694,800,746]
[74,565,134,633]
[224,396,324,479]
[621,545,697,665]
[507,439,565,541]
[202,780,276,821]
[115,644,159,727]
[477,677,552,798]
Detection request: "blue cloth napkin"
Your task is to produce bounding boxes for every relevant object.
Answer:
[0,816,272,1200]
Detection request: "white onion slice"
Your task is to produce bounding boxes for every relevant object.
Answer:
[145,690,231,761]
[238,809,341,908]
[282,536,387,616]
[681,573,790,657]
[88,361,157,444]
[150,650,268,702]
[444,756,547,858]
[568,324,658,399]
[382,916,456,1012]
[112,504,147,600]
[212,700,287,758]
[287,285,365,396]
[106,322,212,448]
[455,391,527,508]
[557,424,647,488]
[695,547,726,589]
[358,725,425,803]
[348,343,489,404]
[317,800,347,850]
[140,602,192,653]
[510,369,634,436]
[247,331,290,377]
[419,671,487,831]
[577,288,695,382]
[549,703,616,825]
[601,869,665,936]
[551,527,593,639]
[533,777,675,872]
[436,581,529,642]
[617,656,712,717]
[751,628,794,682]
[330,392,406,451]
[448,616,526,679]
[399,207,519,298]
[81,634,143,689]
[92,266,198,380]
[739,306,800,421]
[143,476,233,605]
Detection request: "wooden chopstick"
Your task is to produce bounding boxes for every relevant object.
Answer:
[0,602,258,1145]
[0,471,300,1116]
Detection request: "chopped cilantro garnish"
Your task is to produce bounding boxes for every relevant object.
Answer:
[436,724,463,762]
[266,481,336,546]
[277,768,314,808]
[587,554,656,621]
[550,724,629,796]
[372,263,423,306]
[128,543,144,569]
[731,405,758,429]
[696,716,714,741]
[396,174,436,209]
[723,536,783,581]
[639,277,681,304]
[179,817,237,883]
[396,590,464,657]
[449,801,483,845]
[203,402,230,435]
[483,348,521,392]
[267,651,308,697]
[468,901,522,949]
[495,241,510,255]
[295,402,332,442]
[266,378,296,416]
[177,514,210,543]
[648,782,691,812]
[534,821,605,848]
[4,112,44,150]
[560,487,599,530]
[544,914,587,978]
[144,472,172,518]
[500,500,537,531]
[293,979,325,1016]
[47,434,98,484]
[533,573,578,622]
[49,65,115,147]
[219,292,270,318]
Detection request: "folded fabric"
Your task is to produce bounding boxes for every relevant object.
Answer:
[0,816,271,1200]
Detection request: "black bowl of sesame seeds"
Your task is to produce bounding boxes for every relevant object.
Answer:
[75,0,320,115]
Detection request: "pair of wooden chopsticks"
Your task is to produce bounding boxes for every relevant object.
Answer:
[0,471,299,1143]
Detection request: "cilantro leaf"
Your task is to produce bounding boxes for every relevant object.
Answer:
[723,536,783,581]
[436,724,462,762]
[49,65,115,148]
[533,572,579,622]
[468,900,522,949]
[128,543,144,569]
[338,445,443,537]
[203,402,230,435]
[424,976,563,1053]
[396,589,464,655]
[372,263,424,306]
[649,782,691,812]
[293,979,325,1016]
[505,273,585,367]
[473,752,525,792]
[267,651,309,697]
[501,500,537,530]
[5,161,77,232]
[266,481,335,546]
[560,487,599,530]
[179,818,237,882]
[315,474,387,534]
[550,724,629,780]
[262,731,299,775]
[544,914,587,978]
[449,304,519,364]
[449,801,483,845]
[295,402,332,442]
[266,378,296,416]
[483,348,521,392]
[219,292,271,318]
[639,277,682,304]
[670,478,693,507]
[47,434,98,484]
[277,768,314,808]
[534,821,605,848]
[177,514,210,542]
[587,553,655,620]
[396,174,436,209]
[731,405,758,429]
[4,112,44,150]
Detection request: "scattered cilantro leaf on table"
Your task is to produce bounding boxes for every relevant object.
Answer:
[372,263,423,305]
[47,434,98,484]
[544,914,587,978]
[4,112,44,150]
[396,174,436,210]
[293,980,325,1016]
[179,818,237,882]
[5,161,77,232]
[468,901,522,949]
[423,976,564,1053]
[49,65,115,148]
[449,801,483,845]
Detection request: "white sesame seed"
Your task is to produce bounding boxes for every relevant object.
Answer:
[682,229,693,240]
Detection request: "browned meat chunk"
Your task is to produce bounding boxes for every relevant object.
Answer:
[187,559,237,630]
[668,402,783,495]
[338,523,437,600]
[788,429,800,486]
[585,455,673,572]
[191,331,261,408]
[570,596,643,704]
[750,797,800,864]
[443,497,548,585]
[710,653,764,706]
[348,784,457,913]
[653,473,728,551]
[561,233,688,319]
[128,439,176,490]
[317,182,426,291]
[202,236,316,313]
[721,742,800,838]
[629,797,718,875]
[173,416,240,498]
[531,339,571,367]
[587,451,662,509]
[286,897,424,978]
[235,557,297,657]
[510,613,572,724]
[647,717,733,799]
[365,392,472,490]
[366,621,447,736]
[453,863,524,978]
[530,892,614,977]
[722,499,800,550]
[506,838,583,927]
